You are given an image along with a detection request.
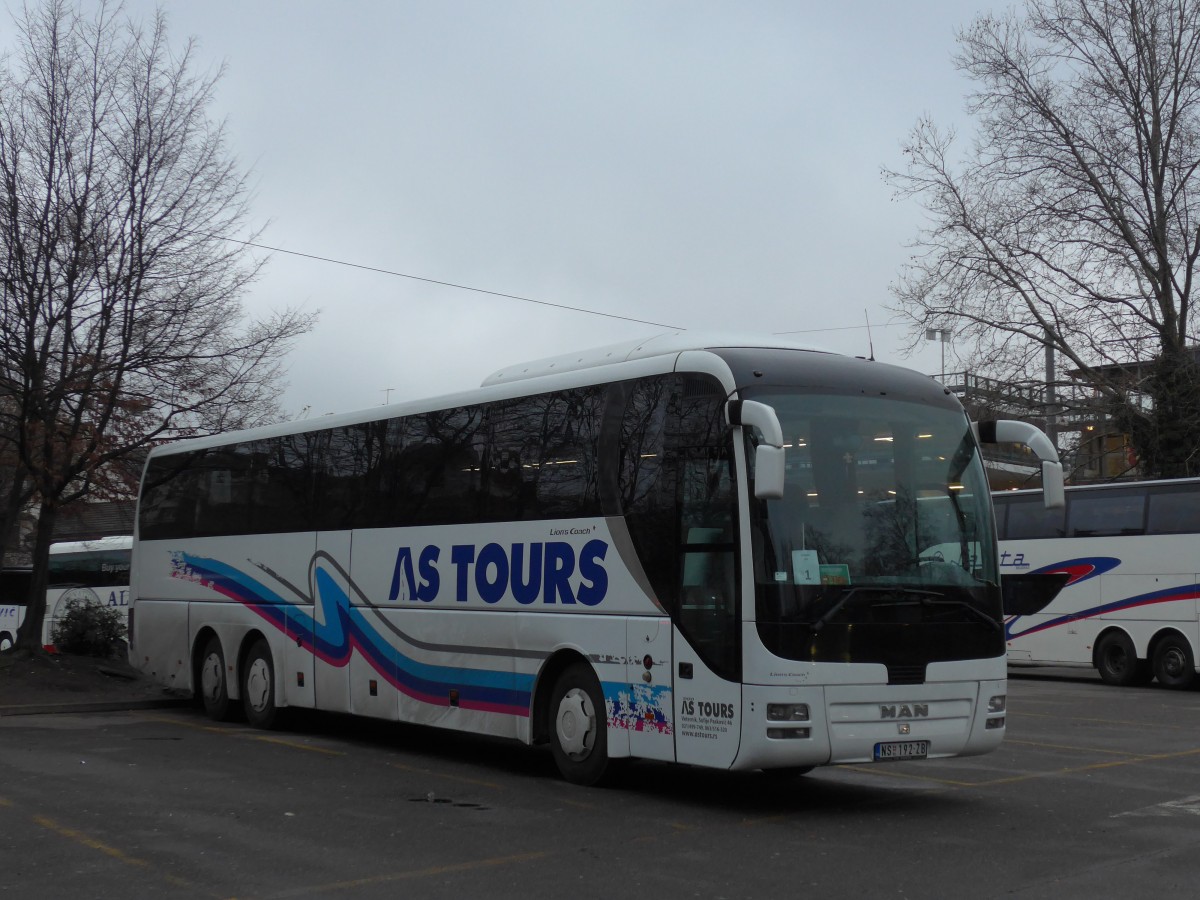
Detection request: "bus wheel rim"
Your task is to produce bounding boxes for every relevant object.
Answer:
[1162,647,1187,678]
[245,658,272,712]
[201,653,223,700]
[555,688,596,759]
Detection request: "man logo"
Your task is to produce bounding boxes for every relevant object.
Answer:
[880,704,929,719]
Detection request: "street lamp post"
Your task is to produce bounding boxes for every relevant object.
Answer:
[925,328,951,381]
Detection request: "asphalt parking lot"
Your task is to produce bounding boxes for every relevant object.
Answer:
[2,669,1199,899]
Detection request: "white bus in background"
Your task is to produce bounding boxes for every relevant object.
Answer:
[131,334,1062,784]
[0,536,131,650]
[0,567,33,651]
[46,536,133,644]
[996,479,1200,688]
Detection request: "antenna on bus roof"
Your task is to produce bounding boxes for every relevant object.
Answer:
[864,310,875,361]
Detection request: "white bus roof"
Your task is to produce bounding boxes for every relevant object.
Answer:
[481,331,827,387]
[145,333,834,460]
[50,536,133,554]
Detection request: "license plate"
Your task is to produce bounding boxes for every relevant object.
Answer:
[873,740,929,761]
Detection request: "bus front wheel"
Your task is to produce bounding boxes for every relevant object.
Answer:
[1095,631,1149,687]
[241,639,279,728]
[1152,634,1196,690]
[549,663,609,786]
[198,636,234,721]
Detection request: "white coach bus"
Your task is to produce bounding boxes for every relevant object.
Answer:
[46,536,133,644]
[996,478,1200,689]
[0,537,131,651]
[131,334,1062,783]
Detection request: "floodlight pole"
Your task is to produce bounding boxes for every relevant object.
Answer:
[925,328,951,382]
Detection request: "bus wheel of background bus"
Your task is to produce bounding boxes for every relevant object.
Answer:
[0,632,12,652]
[549,663,608,786]
[241,639,279,728]
[1094,631,1150,687]
[1151,634,1196,690]
[198,636,234,721]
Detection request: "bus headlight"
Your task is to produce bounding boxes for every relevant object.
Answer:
[767,703,810,722]
[986,694,1006,729]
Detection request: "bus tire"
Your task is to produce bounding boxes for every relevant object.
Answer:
[1152,634,1196,690]
[241,639,279,729]
[198,636,234,721]
[549,663,609,786]
[0,631,13,652]
[1094,631,1146,687]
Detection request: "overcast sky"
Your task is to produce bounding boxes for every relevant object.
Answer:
[103,1,993,419]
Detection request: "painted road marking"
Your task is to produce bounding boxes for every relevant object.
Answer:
[1115,795,1200,818]
[32,814,204,894]
[265,850,551,897]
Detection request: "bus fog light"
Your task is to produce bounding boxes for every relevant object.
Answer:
[987,695,1006,713]
[766,727,811,740]
[767,703,810,722]
[986,716,1005,730]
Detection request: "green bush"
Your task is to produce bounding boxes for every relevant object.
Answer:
[51,598,127,657]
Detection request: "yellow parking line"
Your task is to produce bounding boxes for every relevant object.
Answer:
[1013,710,1195,729]
[266,850,550,898]
[251,735,344,756]
[1003,738,1142,756]
[32,815,199,892]
[839,744,1200,789]
[135,713,344,756]
[134,712,233,734]
[839,765,978,787]
[34,815,152,868]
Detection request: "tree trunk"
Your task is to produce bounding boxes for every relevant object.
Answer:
[14,501,57,652]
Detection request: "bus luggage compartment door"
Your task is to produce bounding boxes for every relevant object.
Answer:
[624,616,674,762]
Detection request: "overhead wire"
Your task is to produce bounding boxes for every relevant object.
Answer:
[211,233,684,330]
[207,231,893,339]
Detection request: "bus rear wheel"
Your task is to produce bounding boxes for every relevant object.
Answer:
[241,639,279,728]
[1094,631,1148,687]
[549,663,609,786]
[198,636,234,721]
[1152,634,1196,690]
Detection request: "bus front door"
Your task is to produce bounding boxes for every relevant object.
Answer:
[672,628,742,767]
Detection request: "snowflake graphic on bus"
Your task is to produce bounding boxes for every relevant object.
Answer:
[169,549,670,733]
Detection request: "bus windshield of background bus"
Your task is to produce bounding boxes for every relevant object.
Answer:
[745,391,1000,650]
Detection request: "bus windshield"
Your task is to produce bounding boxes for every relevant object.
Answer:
[745,389,1001,668]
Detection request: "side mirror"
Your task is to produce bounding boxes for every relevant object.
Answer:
[727,399,786,500]
[753,445,786,500]
[975,419,1065,510]
[1041,460,1065,510]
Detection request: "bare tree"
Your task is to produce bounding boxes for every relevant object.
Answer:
[0,1,315,651]
[886,0,1200,478]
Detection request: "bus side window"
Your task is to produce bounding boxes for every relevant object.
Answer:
[1147,485,1200,534]
[1004,497,1066,540]
[616,376,674,606]
[1068,490,1146,537]
[992,499,1007,541]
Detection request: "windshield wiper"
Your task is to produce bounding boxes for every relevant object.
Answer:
[809,586,944,633]
[808,587,1002,634]
[917,596,1003,633]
